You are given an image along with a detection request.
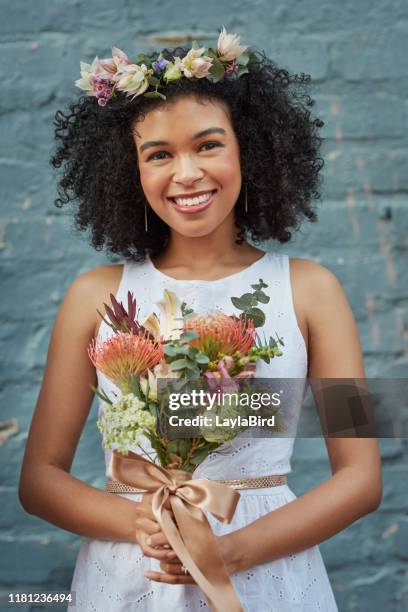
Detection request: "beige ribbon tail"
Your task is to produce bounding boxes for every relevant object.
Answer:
[110,451,243,611]
[153,491,243,612]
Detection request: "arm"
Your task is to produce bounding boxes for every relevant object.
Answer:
[19,269,176,562]
[218,261,383,573]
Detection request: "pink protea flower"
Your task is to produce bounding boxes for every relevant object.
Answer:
[88,330,164,394]
[185,311,256,360]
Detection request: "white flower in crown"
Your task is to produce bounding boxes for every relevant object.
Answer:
[75,57,109,92]
[217,25,248,62]
[115,63,153,99]
[176,47,213,79]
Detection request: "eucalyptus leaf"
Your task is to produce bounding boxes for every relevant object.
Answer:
[164,344,179,356]
[185,359,198,371]
[240,293,258,308]
[174,346,190,355]
[230,296,246,311]
[254,291,270,304]
[181,331,198,342]
[195,353,210,364]
[169,358,188,370]
[245,307,265,328]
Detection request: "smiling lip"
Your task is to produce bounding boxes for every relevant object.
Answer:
[168,190,217,214]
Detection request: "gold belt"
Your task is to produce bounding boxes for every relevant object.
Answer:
[105,474,287,494]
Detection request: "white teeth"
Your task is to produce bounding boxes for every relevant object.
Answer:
[172,191,214,206]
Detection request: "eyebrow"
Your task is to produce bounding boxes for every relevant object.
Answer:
[139,127,227,153]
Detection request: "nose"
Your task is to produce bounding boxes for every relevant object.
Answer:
[173,154,204,184]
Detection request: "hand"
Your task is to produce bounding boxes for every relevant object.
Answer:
[134,493,178,562]
[145,557,196,585]
[143,532,238,585]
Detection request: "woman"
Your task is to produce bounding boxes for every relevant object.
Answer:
[19,27,382,611]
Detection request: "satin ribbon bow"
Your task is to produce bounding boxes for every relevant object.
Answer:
[109,450,243,612]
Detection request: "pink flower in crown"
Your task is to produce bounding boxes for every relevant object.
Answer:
[91,75,115,106]
[217,25,248,62]
[225,60,239,75]
[176,48,213,79]
[99,46,131,81]
[75,56,116,105]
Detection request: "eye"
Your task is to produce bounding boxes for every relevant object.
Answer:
[200,141,222,151]
[146,141,223,161]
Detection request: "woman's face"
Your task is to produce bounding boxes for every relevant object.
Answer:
[132,96,242,239]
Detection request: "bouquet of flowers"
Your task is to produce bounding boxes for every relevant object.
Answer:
[87,279,284,611]
[88,279,284,471]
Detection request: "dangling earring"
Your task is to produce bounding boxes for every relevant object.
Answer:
[245,182,248,213]
[144,200,148,232]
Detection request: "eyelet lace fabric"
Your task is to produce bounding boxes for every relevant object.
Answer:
[70,251,339,611]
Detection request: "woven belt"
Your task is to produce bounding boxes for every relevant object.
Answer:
[106,474,287,494]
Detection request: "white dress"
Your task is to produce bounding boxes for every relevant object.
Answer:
[70,250,339,611]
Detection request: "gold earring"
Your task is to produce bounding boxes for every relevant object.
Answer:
[245,183,248,213]
[144,200,148,232]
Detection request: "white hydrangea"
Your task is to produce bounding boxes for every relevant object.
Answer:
[97,393,156,453]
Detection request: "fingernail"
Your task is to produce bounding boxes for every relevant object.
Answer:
[144,571,153,579]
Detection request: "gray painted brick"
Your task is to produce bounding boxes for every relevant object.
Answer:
[0,2,407,607]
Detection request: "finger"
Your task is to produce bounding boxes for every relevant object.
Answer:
[146,534,178,559]
[142,543,175,561]
[159,558,182,568]
[136,518,161,535]
[147,532,168,547]
[159,561,184,574]
[144,570,196,585]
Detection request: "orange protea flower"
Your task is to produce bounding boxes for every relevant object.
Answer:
[185,311,256,360]
[88,330,164,394]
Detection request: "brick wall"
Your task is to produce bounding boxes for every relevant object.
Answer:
[0,1,407,610]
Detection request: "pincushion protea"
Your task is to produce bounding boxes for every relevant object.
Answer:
[185,311,256,360]
[88,330,164,394]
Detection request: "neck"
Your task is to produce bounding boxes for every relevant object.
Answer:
[157,219,249,269]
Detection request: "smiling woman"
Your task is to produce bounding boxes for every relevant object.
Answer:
[19,26,382,612]
[49,39,324,261]
[132,97,242,242]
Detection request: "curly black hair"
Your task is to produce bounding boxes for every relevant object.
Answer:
[50,45,324,262]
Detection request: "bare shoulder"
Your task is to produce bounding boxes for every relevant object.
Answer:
[289,257,349,315]
[70,264,124,338]
[289,258,350,357]
[290,257,364,377]
[289,257,343,293]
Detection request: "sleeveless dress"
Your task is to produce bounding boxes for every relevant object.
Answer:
[70,250,339,611]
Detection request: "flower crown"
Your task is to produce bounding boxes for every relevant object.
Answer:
[75,26,253,107]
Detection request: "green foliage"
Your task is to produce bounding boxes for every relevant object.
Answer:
[91,384,113,405]
[230,278,271,328]
[163,302,209,380]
